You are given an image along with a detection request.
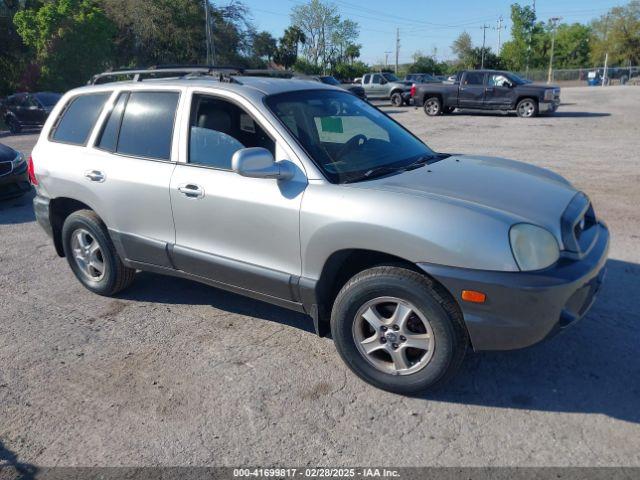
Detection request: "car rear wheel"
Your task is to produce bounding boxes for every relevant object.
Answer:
[516,98,538,118]
[62,210,136,296]
[7,117,21,134]
[390,92,403,107]
[423,97,442,116]
[331,266,469,394]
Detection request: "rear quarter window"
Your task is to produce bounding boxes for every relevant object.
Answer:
[115,91,180,160]
[51,93,111,145]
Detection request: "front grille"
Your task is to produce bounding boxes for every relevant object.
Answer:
[0,161,12,177]
[561,192,597,255]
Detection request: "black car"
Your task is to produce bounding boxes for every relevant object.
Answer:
[2,92,62,133]
[412,70,560,118]
[0,143,30,199]
[294,75,367,100]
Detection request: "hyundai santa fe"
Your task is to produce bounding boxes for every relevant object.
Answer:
[30,70,608,393]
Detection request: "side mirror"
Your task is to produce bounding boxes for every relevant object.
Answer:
[232,147,294,180]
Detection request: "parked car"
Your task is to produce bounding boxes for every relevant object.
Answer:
[294,75,366,99]
[361,72,412,106]
[31,70,608,394]
[412,70,560,118]
[0,143,30,199]
[2,92,62,133]
[404,73,441,84]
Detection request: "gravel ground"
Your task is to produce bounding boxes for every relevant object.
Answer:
[0,86,639,468]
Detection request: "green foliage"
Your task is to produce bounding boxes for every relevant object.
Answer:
[451,32,474,68]
[274,26,306,69]
[590,1,640,65]
[14,0,116,91]
[253,31,277,61]
[500,3,549,71]
[407,55,448,75]
[293,58,323,75]
[553,23,592,68]
[333,61,368,80]
[290,0,359,72]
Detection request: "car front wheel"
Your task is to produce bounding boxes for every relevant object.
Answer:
[516,98,538,118]
[62,210,136,296]
[331,266,469,394]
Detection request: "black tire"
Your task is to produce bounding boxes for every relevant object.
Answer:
[61,209,136,296]
[331,266,469,394]
[390,92,403,107]
[7,117,21,134]
[423,97,442,116]
[516,98,538,118]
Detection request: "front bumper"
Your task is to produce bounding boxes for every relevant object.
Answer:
[0,163,31,199]
[418,222,609,351]
[539,100,560,113]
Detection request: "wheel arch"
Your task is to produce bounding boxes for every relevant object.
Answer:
[305,248,460,336]
[49,197,94,257]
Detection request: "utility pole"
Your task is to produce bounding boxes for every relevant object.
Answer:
[602,14,610,87]
[495,16,505,53]
[395,28,400,75]
[384,51,392,67]
[547,17,561,84]
[481,24,490,69]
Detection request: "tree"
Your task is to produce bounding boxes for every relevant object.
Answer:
[329,18,359,67]
[274,26,306,69]
[253,31,277,62]
[451,32,473,65]
[14,0,116,90]
[407,54,446,75]
[344,44,360,64]
[553,23,592,68]
[290,0,340,71]
[500,3,548,71]
[590,1,640,66]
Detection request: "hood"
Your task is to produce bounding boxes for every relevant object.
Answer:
[521,82,560,90]
[0,143,18,162]
[350,155,577,233]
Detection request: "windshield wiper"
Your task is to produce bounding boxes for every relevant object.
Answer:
[341,153,451,184]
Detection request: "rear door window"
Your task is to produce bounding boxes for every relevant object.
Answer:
[116,91,180,160]
[97,92,128,152]
[51,93,110,145]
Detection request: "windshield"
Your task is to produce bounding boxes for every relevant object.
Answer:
[265,90,435,184]
[382,73,399,82]
[506,73,532,85]
[320,76,341,86]
[35,92,61,107]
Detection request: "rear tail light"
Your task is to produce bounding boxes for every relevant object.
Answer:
[27,155,38,186]
[410,84,416,97]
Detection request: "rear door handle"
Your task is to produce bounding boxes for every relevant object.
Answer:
[84,170,105,182]
[178,183,205,199]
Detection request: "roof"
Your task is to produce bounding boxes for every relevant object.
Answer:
[70,75,340,99]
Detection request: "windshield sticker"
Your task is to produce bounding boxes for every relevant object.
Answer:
[320,116,343,133]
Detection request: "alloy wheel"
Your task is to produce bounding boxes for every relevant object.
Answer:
[518,101,535,117]
[71,228,106,281]
[352,296,435,376]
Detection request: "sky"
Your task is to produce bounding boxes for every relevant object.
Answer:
[238,0,626,64]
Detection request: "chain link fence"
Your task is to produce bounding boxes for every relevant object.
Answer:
[515,66,640,86]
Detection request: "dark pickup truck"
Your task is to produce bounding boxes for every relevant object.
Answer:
[411,70,561,118]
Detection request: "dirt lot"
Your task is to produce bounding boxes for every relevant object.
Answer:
[1,86,639,468]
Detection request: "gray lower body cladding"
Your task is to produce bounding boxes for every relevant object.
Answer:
[419,222,609,351]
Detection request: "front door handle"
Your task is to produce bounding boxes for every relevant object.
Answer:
[178,183,205,199]
[84,170,105,182]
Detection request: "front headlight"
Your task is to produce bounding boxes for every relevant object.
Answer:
[11,151,25,169]
[544,90,554,101]
[509,223,560,271]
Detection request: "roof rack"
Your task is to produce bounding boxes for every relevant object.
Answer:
[88,65,244,85]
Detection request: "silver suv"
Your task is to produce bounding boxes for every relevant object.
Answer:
[31,70,609,393]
